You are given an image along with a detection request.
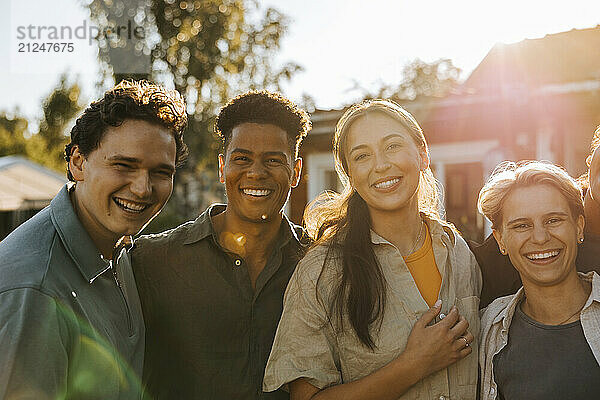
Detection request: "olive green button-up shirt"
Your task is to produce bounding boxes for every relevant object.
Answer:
[131,204,308,400]
[0,185,145,400]
[264,218,481,400]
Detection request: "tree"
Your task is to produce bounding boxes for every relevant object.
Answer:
[88,0,302,230]
[0,76,81,174]
[22,76,82,172]
[0,114,28,157]
[360,58,462,102]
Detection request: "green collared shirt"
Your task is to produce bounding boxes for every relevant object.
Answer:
[131,204,308,400]
[0,185,144,400]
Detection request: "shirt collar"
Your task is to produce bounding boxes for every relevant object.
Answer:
[583,271,600,310]
[49,184,111,284]
[183,203,305,248]
[492,271,600,328]
[370,214,456,246]
[183,203,226,245]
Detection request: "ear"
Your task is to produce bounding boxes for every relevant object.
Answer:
[419,149,430,171]
[576,214,585,241]
[291,157,303,188]
[218,154,226,184]
[69,145,86,182]
[492,229,506,255]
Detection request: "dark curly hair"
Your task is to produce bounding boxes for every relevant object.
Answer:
[214,91,311,158]
[65,80,188,181]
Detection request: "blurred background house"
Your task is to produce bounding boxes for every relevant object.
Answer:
[0,156,65,240]
[289,26,600,241]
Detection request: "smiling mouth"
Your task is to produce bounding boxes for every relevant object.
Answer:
[113,197,150,214]
[241,188,273,197]
[525,250,561,262]
[372,178,401,189]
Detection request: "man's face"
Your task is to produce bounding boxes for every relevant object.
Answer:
[588,147,600,202]
[218,122,301,223]
[70,119,177,249]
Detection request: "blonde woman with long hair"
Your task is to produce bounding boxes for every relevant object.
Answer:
[263,99,481,400]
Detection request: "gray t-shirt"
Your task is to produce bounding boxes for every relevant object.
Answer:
[493,301,600,400]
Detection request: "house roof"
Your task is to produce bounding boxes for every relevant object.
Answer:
[0,156,66,211]
[464,25,600,93]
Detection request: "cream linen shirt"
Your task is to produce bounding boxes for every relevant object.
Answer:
[479,271,600,400]
[263,218,482,400]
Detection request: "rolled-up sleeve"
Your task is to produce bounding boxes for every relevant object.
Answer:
[0,288,70,400]
[263,251,342,392]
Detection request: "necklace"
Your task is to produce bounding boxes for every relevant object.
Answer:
[407,219,424,256]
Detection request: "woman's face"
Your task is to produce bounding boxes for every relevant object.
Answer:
[343,111,428,216]
[492,183,584,289]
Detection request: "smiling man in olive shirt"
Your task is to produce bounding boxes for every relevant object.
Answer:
[0,80,188,400]
[131,91,311,399]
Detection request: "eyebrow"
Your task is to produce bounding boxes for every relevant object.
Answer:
[349,133,406,154]
[108,155,175,173]
[230,149,288,158]
[506,212,570,225]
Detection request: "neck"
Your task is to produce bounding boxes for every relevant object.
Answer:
[70,189,119,259]
[213,209,283,260]
[584,190,600,235]
[369,196,423,255]
[521,270,590,325]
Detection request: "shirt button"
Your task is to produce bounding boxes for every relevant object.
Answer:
[234,259,242,266]
[490,387,496,395]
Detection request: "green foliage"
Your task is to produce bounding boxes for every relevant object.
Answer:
[88,0,301,230]
[34,76,82,171]
[0,114,28,156]
[0,75,81,174]
[364,58,462,102]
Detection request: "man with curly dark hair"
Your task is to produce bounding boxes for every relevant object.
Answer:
[0,80,187,399]
[131,91,311,399]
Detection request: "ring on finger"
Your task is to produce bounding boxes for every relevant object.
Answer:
[460,336,469,347]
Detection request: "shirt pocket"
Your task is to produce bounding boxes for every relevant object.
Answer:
[455,295,480,388]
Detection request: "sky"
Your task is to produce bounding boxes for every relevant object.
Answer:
[1,0,600,122]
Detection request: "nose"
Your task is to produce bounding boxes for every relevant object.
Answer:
[130,171,152,198]
[374,151,391,173]
[246,161,268,179]
[530,223,551,244]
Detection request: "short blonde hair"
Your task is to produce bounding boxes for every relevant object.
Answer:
[478,161,584,230]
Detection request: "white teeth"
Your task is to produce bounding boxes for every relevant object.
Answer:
[526,250,560,260]
[242,189,272,197]
[114,197,148,213]
[374,178,400,189]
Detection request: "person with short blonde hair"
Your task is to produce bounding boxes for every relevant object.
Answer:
[472,135,600,308]
[478,160,600,400]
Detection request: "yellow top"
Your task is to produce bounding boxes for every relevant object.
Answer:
[404,224,441,307]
